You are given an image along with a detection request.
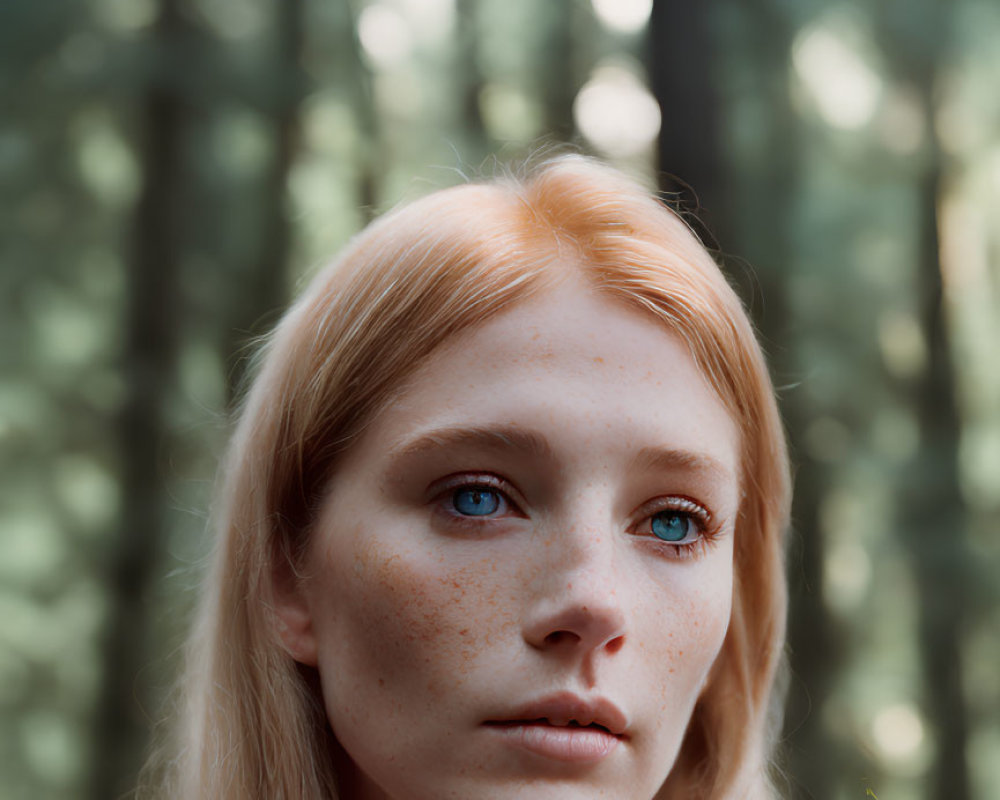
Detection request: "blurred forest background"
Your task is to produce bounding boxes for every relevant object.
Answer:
[1,0,998,798]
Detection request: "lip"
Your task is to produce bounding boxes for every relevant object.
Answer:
[483,692,628,763]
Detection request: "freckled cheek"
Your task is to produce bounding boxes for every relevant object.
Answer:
[690,583,733,667]
[324,538,520,700]
[637,574,733,700]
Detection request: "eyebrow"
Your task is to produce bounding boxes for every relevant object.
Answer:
[389,424,555,464]
[388,423,734,484]
[629,446,734,484]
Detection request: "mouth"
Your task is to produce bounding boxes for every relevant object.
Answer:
[485,718,618,735]
[483,694,628,763]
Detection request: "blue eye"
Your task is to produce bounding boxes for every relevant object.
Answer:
[651,512,694,542]
[452,487,502,516]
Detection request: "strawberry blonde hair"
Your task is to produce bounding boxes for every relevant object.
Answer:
[147,155,790,799]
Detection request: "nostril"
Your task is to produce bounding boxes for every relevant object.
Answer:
[544,630,581,647]
[525,604,628,654]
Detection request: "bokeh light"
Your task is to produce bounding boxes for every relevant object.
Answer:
[872,703,926,764]
[359,3,414,69]
[793,20,882,130]
[573,64,660,157]
[591,0,652,35]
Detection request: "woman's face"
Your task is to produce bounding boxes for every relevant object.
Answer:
[280,277,741,799]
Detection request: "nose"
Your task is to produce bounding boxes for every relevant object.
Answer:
[522,521,628,660]
[523,602,627,656]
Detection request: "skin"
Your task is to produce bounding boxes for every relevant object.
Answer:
[276,276,741,799]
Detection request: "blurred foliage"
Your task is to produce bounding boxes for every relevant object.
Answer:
[0,1,997,799]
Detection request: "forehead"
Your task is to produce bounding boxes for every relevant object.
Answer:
[357,278,740,481]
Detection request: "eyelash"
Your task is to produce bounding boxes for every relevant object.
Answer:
[431,473,722,561]
[430,473,525,534]
[630,497,722,561]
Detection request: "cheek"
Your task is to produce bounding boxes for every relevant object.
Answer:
[639,559,734,707]
[312,525,519,706]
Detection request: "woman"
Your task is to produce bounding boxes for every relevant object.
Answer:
[153,155,790,799]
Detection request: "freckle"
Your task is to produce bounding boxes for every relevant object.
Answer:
[593,356,604,364]
[378,678,385,687]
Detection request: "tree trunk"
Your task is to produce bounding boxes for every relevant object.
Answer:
[344,0,379,219]
[875,3,971,796]
[225,0,305,403]
[649,0,727,251]
[904,76,971,800]
[541,0,577,142]
[455,0,489,160]
[89,1,185,796]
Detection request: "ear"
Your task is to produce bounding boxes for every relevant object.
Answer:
[269,540,319,666]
